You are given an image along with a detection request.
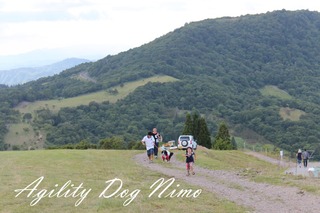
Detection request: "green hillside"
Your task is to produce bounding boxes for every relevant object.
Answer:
[1,10,320,156]
[16,75,178,114]
[5,75,177,149]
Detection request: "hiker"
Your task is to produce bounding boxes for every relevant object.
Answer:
[296,149,302,168]
[302,149,310,168]
[184,146,196,176]
[141,132,155,163]
[152,128,162,159]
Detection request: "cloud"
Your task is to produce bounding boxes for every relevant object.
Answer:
[0,0,104,22]
[0,0,320,57]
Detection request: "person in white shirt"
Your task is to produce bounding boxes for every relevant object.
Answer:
[141,132,155,163]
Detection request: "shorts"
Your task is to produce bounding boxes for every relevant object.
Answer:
[147,148,154,157]
[186,162,193,170]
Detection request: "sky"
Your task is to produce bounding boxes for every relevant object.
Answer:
[1,0,320,60]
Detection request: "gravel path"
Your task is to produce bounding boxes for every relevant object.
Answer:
[134,152,320,213]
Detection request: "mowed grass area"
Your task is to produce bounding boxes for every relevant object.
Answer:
[0,150,247,213]
[260,85,292,100]
[16,75,178,114]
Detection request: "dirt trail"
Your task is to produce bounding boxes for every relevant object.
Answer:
[134,152,320,213]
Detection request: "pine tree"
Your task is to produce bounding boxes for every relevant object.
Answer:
[182,111,211,148]
[231,136,237,150]
[182,113,193,135]
[212,123,232,150]
[198,117,212,148]
[191,110,200,139]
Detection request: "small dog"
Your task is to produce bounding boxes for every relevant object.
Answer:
[161,148,174,162]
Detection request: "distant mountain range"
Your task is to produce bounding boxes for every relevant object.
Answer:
[0,58,90,86]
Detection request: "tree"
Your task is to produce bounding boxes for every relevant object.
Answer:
[197,117,212,148]
[182,111,211,148]
[23,113,32,123]
[231,136,237,150]
[182,113,193,135]
[99,136,126,149]
[212,123,233,150]
[191,110,200,139]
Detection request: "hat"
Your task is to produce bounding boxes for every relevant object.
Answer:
[298,149,302,153]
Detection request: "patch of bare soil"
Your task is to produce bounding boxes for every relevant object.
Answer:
[134,152,320,213]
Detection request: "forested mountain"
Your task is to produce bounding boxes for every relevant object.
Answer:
[1,10,320,155]
[0,58,90,86]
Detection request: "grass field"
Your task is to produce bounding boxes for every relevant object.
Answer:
[1,149,320,213]
[260,85,292,100]
[16,75,178,114]
[4,123,45,150]
[0,149,246,213]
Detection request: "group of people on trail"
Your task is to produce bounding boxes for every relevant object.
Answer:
[141,128,163,163]
[141,128,196,176]
[296,149,310,168]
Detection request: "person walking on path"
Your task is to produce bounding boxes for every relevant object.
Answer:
[296,149,302,168]
[152,128,162,159]
[184,146,196,176]
[141,132,155,163]
[302,149,310,168]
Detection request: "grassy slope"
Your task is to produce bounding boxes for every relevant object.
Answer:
[16,75,178,114]
[260,85,306,121]
[279,107,306,121]
[5,75,178,149]
[4,123,44,150]
[0,150,245,213]
[260,85,292,100]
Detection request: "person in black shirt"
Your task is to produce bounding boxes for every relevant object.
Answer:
[152,128,162,159]
[185,147,196,176]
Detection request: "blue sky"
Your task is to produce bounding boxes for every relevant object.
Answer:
[1,0,320,58]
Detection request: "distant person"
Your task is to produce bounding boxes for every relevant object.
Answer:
[152,128,162,159]
[184,146,196,176]
[296,149,302,168]
[141,132,155,163]
[302,149,310,168]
